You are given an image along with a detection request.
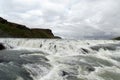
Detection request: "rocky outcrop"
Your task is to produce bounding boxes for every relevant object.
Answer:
[0,43,6,50]
[0,17,59,38]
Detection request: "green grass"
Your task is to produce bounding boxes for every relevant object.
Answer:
[0,23,54,38]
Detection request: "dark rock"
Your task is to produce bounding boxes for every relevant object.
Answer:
[54,36,62,39]
[40,44,42,47]
[61,71,69,76]
[86,66,95,72]
[0,17,7,24]
[0,43,6,50]
[54,45,56,48]
[81,48,90,54]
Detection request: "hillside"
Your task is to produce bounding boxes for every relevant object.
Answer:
[0,17,58,38]
[112,37,120,40]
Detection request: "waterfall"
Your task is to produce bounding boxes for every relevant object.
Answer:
[0,38,120,80]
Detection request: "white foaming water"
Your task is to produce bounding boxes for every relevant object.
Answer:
[0,38,120,80]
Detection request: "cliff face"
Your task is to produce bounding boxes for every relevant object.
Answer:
[0,17,56,38]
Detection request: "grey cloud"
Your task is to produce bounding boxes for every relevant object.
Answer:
[0,0,120,39]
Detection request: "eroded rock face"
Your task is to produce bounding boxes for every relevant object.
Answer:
[0,43,6,50]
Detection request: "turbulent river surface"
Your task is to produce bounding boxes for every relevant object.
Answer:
[0,39,120,80]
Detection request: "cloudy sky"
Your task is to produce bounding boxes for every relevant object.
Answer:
[0,0,120,39]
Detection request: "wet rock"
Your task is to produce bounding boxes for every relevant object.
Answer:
[81,48,90,54]
[54,36,61,39]
[86,66,95,72]
[61,71,69,76]
[0,43,6,50]
[54,45,56,48]
[40,44,42,47]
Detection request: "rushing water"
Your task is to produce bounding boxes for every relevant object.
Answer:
[0,39,120,80]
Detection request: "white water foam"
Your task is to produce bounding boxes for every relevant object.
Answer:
[0,39,120,80]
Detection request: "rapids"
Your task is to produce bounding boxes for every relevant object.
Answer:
[0,38,120,80]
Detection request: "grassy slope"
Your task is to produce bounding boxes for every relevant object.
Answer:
[0,21,55,38]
